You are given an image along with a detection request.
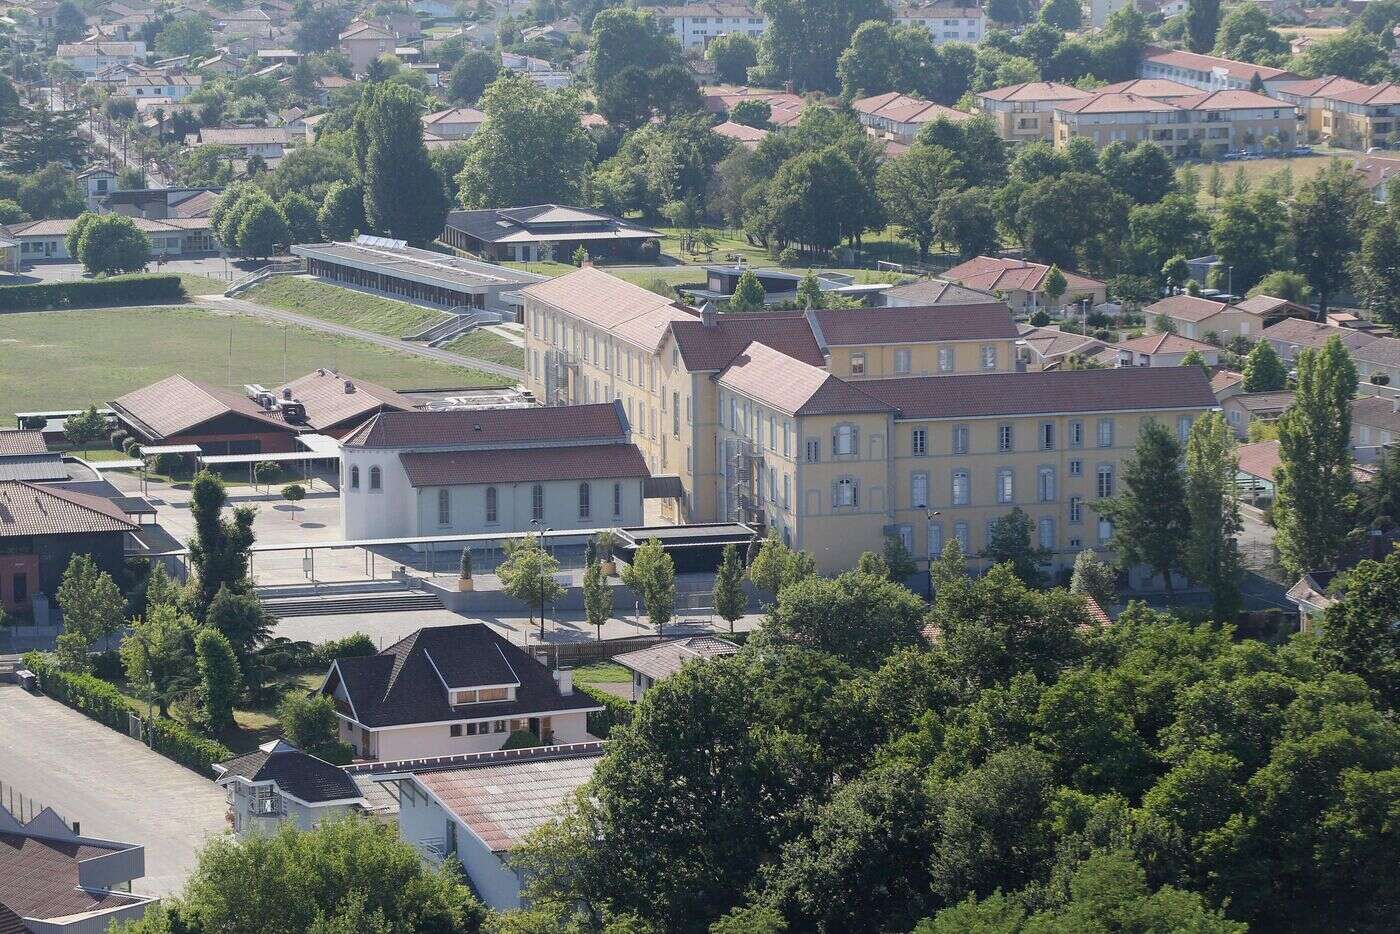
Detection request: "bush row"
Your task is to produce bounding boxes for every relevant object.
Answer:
[577,683,634,739]
[0,274,185,311]
[23,652,232,776]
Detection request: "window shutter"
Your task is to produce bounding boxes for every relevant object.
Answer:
[851,427,859,454]
[852,480,859,508]
[830,480,838,508]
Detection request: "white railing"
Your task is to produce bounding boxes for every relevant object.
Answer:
[223,258,306,296]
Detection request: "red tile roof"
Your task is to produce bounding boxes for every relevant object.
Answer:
[813,303,1018,345]
[399,443,649,487]
[1145,294,1228,323]
[1114,332,1217,355]
[0,481,136,538]
[670,312,825,371]
[851,91,970,124]
[943,256,1104,295]
[718,341,894,416]
[0,430,47,456]
[976,81,1091,103]
[1096,78,1201,98]
[341,402,629,448]
[1141,44,1296,83]
[1056,91,1183,115]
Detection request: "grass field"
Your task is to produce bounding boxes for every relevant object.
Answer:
[244,276,446,337]
[174,273,230,296]
[0,305,502,414]
[1192,154,1347,208]
[573,661,632,687]
[441,328,524,368]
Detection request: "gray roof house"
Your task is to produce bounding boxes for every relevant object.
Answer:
[214,740,366,837]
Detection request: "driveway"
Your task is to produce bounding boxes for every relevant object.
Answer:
[0,686,227,896]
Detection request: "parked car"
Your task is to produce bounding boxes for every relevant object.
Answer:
[1291,145,1313,155]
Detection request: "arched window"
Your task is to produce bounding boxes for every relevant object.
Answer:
[350,465,359,489]
[578,482,591,519]
[485,486,498,523]
[369,466,382,490]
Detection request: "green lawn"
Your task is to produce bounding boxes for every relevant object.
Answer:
[574,661,632,686]
[175,273,230,296]
[244,276,447,337]
[0,305,503,415]
[654,225,926,270]
[1192,154,1344,209]
[441,328,525,368]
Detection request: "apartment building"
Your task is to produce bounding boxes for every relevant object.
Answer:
[1053,89,1297,156]
[1274,76,1400,149]
[1138,45,1300,93]
[653,4,766,49]
[975,81,1092,143]
[893,3,985,45]
[850,92,971,145]
[520,268,1019,527]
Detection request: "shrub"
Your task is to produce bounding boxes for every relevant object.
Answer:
[502,729,545,749]
[1372,373,1391,386]
[460,549,472,578]
[636,239,659,261]
[154,451,185,476]
[1029,310,1050,326]
[19,416,46,430]
[109,429,128,450]
[0,274,184,311]
[315,632,377,665]
[776,246,800,267]
[578,682,633,738]
[124,438,141,456]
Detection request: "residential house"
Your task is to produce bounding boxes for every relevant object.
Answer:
[941,256,1107,314]
[3,215,220,263]
[1145,293,1297,343]
[1114,332,1220,367]
[1286,569,1338,632]
[1263,316,1378,367]
[1211,369,1245,401]
[1353,153,1400,200]
[1017,326,1112,371]
[339,19,394,74]
[56,40,145,76]
[613,635,740,699]
[499,51,573,89]
[1221,390,1294,438]
[1138,44,1300,92]
[1350,394,1400,462]
[184,126,296,159]
[121,72,201,99]
[653,3,767,49]
[76,166,119,210]
[893,3,985,45]
[712,119,769,148]
[975,81,1092,143]
[196,51,242,75]
[422,107,486,140]
[214,7,273,39]
[214,740,366,837]
[0,803,157,931]
[1053,89,1298,157]
[101,187,219,219]
[320,622,603,760]
[1353,337,1400,386]
[880,278,1001,307]
[702,86,809,127]
[442,205,660,262]
[1275,76,1400,149]
[851,91,971,144]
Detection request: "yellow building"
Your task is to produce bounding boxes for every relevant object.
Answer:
[1274,76,1400,150]
[974,81,1092,144]
[1053,89,1297,157]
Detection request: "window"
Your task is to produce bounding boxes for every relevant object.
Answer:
[833,424,856,456]
[674,393,681,437]
[1070,420,1084,447]
[350,465,359,489]
[1098,518,1112,544]
[806,439,820,463]
[485,487,498,523]
[450,724,462,737]
[998,424,1013,452]
[1097,418,1115,448]
[894,349,911,374]
[912,472,929,508]
[952,469,970,505]
[613,482,622,517]
[953,425,969,455]
[928,521,943,556]
[531,484,544,521]
[1041,422,1055,450]
[997,468,1014,504]
[834,476,858,507]
[1038,517,1055,551]
[850,352,866,376]
[939,347,954,372]
[768,414,777,450]
[783,473,791,508]
[1069,495,1083,523]
[1070,459,1082,476]
[981,344,998,370]
[369,466,381,490]
[1096,464,1114,498]
[954,521,970,552]
[1038,466,1056,502]
[912,428,927,456]
[579,482,591,519]
[438,489,451,526]
[1178,415,1192,442]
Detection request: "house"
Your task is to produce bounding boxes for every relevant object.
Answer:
[894,3,985,45]
[1053,89,1298,157]
[101,187,219,219]
[1146,293,1303,343]
[941,256,1107,314]
[1351,394,1400,462]
[442,205,660,263]
[1222,390,1294,438]
[185,126,296,158]
[214,740,367,837]
[0,480,135,617]
[214,7,273,39]
[3,216,221,263]
[373,744,604,909]
[1286,569,1338,632]
[56,40,145,75]
[1352,337,1400,386]
[0,803,157,931]
[850,91,970,144]
[1263,316,1378,367]
[121,73,201,100]
[196,51,242,76]
[879,278,1001,307]
[111,374,304,454]
[1274,76,1400,150]
[1211,369,1245,401]
[338,19,394,74]
[1353,153,1400,201]
[653,4,767,49]
[1016,326,1112,371]
[338,403,649,540]
[76,165,119,210]
[613,635,739,699]
[712,119,768,148]
[320,622,603,760]
[1138,44,1300,93]
[975,81,1092,143]
[422,107,486,140]
[499,52,573,89]
[702,85,808,127]
[1114,332,1220,367]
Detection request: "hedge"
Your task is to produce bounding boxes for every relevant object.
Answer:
[578,683,633,739]
[0,274,186,312]
[23,652,232,776]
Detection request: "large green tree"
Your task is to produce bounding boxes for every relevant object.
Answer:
[877,143,961,260]
[764,568,927,668]
[1320,550,1400,710]
[753,0,892,92]
[1352,211,1400,328]
[588,7,679,91]
[707,32,760,85]
[1184,412,1243,622]
[620,538,677,634]
[982,507,1050,586]
[187,471,256,614]
[1210,189,1292,295]
[0,105,86,173]
[1242,338,1287,392]
[1096,420,1190,596]
[448,49,500,106]
[55,554,126,666]
[1292,159,1373,312]
[120,603,197,719]
[355,83,448,244]
[195,627,242,732]
[1186,0,1221,52]
[76,214,149,276]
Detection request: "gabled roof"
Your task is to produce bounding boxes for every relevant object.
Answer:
[1263,317,1378,351]
[711,120,768,146]
[1018,326,1107,361]
[423,107,486,127]
[1096,78,1201,98]
[614,635,739,682]
[1228,390,1295,412]
[813,303,1018,345]
[1056,91,1182,115]
[1351,395,1400,433]
[272,369,416,432]
[1172,88,1292,110]
[1144,294,1228,322]
[942,256,1104,294]
[214,740,363,804]
[328,623,601,728]
[1352,336,1400,368]
[111,374,290,439]
[0,830,148,927]
[399,443,649,487]
[444,206,659,246]
[1274,75,1370,100]
[850,91,970,124]
[1141,44,1297,83]
[0,480,136,538]
[341,402,629,449]
[522,268,694,353]
[976,81,1091,103]
[1231,294,1309,318]
[881,278,1001,306]
[717,341,895,417]
[0,430,47,456]
[669,311,825,372]
[1115,332,1217,355]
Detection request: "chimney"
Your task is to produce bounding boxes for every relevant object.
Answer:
[344,380,355,394]
[282,387,293,400]
[700,300,717,328]
[554,668,573,695]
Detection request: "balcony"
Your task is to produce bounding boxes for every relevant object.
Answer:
[414,836,452,862]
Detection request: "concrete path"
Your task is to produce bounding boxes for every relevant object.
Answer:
[0,686,227,896]
[198,294,525,382]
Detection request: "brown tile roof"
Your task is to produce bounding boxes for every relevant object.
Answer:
[1351,336,1400,368]
[669,312,825,371]
[0,833,145,927]
[1352,153,1400,192]
[1173,89,1293,110]
[1275,75,1369,100]
[711,120,768,146]
[1351,395,1400,433]
[1231,294,1308,317]
[1056,91,1184,115]
[341,402,628,449]
[1018,326,1107,361]
[614,635,739,682]
[399,443,649,487]
[813,303,1019,345]
[850,91,971,124]
[1264,317,1378,352]
[1141,44,1296,83]
[942,256,1103,295]
[1145,294,1228,322]
[1229,390,1295,412]
[111,374,289,439]
[0,480,135,538]
[1236,439,1282,480]
[718,341,895,416]
[881,279,1001,305]
[1211,369,1244,393]
[1096,78,1201,98]
[522,268,696,353]
[273,369,416,432]
[0,430,47,456]
[976,81,1091,103]
[858,366,1218,420]
[423,107,486,127]
[1114,332,1217,355]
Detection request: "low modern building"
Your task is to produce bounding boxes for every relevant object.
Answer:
[0,428,68,484]
[214,740,367,837]
[975,81,1092,144]
[0,803,157,932]
[441,205,660,263]
[1222,390,1294,438]
[1138,44,1300,93]
[1263,317,1377,367]
[100,187,219,220]
[613,635,739,699]
[320,622,602,760]
[1113,332,1220,367]
[894,3,985,44]
[292,237,545,315]
[850,91,970,145]
[1145,294,1281,344]
[2,216,220,263]
[338,403,650,540]
[941,256,1106,314]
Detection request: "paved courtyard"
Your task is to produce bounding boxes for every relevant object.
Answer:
[0,686,227,895]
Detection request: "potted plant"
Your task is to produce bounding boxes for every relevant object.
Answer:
[595,531,618,576]
[458,549,473,591]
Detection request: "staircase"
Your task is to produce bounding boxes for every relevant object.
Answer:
[259,590,445,619]
[223,258,306,296]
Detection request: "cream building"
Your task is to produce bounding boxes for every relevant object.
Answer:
[1274,76,1400,149]
[975,81,1092,144]
[1054,89,1297,157]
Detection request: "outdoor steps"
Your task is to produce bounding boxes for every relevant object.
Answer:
[259,591,445,618]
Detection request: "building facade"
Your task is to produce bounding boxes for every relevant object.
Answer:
[1053,89,1297,157]
[975,82,1092,143]
[653,4,767,48]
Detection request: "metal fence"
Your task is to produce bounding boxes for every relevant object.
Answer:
[0,778,59,824]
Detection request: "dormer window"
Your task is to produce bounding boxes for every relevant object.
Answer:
[452,687,511,705]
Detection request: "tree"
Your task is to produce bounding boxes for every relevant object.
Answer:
[76,214,149,276]
[1017,172,1129,273]
[882,533,918,584]
[55,554,125,666]
[52,1,86,43]
[1043,264,1067,310]
[449,49,499,105]
[1214,4,1287,62]
[1184,413,1243,623]
[1098,141,1176,205]
[747,532,815,598]
[235,200,289,260]
[498,535,565,636]
[188,471,256,613]
[1040,0,1081,29]
[707,32,759,85]
[982,507,1050,586]
[458,73,596,208]
[111,818,483,933]
[1274,336,1359,577]
[278,693,351,763]
[713,544,747,634]
[318,180,364,240]
[1096,420,1190,596]
[764,145,881,254]
[174,144,236,188]
[1293,160,1373,313]
[583,558,613,641]
[121,603,197,718]
[933,187,999,260]
[1319,550,1400,709]
[1242,338,1287,392]
[877,143,961,260]
[796,271,824,308]
[1069,548,1117,607]
[1210,189,1291,295]
[1187,0,1221,53]
[0,107,86,174]
[295,7,351,53]
[589,8,679,91]
[621,539,677,634]
[1354,215,1400,328]
[753,0,892,92]
[0,76,18,126]
[156,14,213,58]
[356,84,448,245]
[1249,269,1313,304]
[266,146,356,202]
[63,403,105,454]
[277,192,321,245]
[195,627,241,732]
[1297,29,1389,82]
[0,199,29,225]
[729,269,766,311]
[729,99,771,129]
[1162,254,1191,293]
[764,569,927,668]
[205,584,271,658]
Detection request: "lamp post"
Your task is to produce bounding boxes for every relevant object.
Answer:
[925,510,941,602]
[529,520,553,642]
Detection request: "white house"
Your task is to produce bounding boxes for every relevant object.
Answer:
[184,126,296,158]
[56,40,146,76]
[653,3,767,49]
[122,73,201,100]
[893,3,984,45]
[320,622,603,761]
[3,216,221,263]
[213,740,367,837]
[76,166,119,210]
[613,635,739,699]
[338,403,649,541]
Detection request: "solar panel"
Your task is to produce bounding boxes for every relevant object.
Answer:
[355,234,407,251]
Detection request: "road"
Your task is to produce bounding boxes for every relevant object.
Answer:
[46,87,168,187]
[200,294,526,381]
[0,686,227,896]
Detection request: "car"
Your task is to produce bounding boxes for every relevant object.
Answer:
[1244,152,1267,160]
[1221,151,1241,161]
[1292,145,1313,155]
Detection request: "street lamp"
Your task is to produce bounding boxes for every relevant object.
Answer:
[925,510,942,602]
[529,520,553,642]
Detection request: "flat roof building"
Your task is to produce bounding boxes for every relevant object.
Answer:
[442,205,660,264]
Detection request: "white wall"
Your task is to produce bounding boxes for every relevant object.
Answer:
[397,783,523,910]
[363,711,591,761]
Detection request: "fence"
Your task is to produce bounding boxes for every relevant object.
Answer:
[0,778,60,824]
